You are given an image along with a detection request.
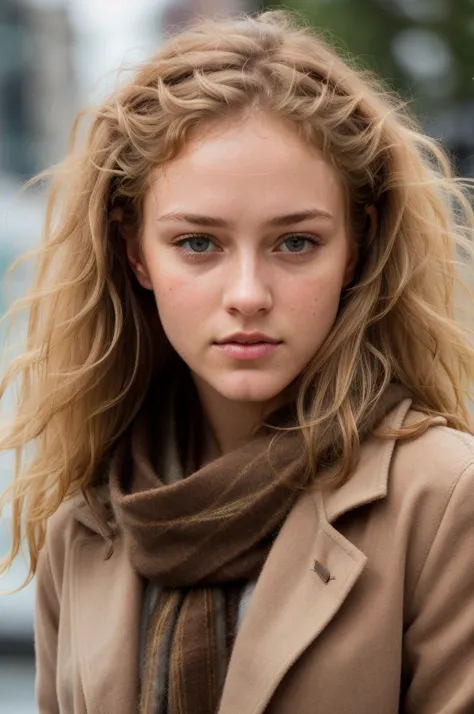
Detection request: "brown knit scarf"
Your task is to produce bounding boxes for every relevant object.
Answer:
[108,373,410,714]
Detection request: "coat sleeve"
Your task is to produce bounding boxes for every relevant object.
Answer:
[403,460,474,713]
[34,543,60,714]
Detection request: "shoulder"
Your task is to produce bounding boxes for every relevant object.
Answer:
[391,408,474,502]
[41,492,101,589]
[45,483,110,548]
[45,496,81,550]
[386,412,474,626]
[384,410,474,584]
[324,402,474,526]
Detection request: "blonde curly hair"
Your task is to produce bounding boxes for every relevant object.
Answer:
[1,10,473,586]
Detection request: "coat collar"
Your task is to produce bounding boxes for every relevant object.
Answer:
[322,397,413,523]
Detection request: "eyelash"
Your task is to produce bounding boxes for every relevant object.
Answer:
[172,233,322,261]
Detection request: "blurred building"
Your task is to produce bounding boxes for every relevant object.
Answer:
[0,0,251,182]
[0,0,254,297]
[0,0,40,180]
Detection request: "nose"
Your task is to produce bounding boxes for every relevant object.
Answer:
[222,253,273,316]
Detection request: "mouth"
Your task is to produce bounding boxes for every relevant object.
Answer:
[218,340,279,345]
[213,340,281,360]
[215,332,281,346]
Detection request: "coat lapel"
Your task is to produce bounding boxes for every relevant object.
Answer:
[219,491,366,714]
[72,534,144,714]
[323,397,414,523]
[219,397,414,714]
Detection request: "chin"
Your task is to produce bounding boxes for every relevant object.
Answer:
[211,374,287,404]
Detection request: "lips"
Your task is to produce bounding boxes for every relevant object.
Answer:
[214,340,280,360]
[216,332,281,345]
[227,340,270,344]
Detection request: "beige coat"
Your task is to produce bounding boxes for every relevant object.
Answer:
[34,398,474,713]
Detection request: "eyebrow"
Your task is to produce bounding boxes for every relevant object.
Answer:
[156,208,334,228]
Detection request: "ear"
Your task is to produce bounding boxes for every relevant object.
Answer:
[123,235,154,291]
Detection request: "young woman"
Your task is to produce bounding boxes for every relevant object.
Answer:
[1,10,474,714]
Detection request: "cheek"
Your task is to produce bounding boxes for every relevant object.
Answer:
[288,268,345,324]
[150,269,212,331]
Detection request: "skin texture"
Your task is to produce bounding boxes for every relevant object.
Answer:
[125,112,357,453]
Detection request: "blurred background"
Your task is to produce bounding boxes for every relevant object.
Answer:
[0,0,473,711]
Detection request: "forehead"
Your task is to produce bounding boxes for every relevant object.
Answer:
[145,112,346,220]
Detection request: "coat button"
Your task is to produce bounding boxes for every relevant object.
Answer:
[313,559,331,583]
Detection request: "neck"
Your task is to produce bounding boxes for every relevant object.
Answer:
[192,378,298,456]
[204,401,266,455]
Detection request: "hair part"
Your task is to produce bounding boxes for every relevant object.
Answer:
[1,9,473,585]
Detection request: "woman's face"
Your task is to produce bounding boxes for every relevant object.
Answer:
[128,111,356,414]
